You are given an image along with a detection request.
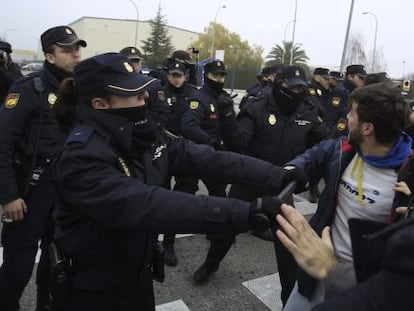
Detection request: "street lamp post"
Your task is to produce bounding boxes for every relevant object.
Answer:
[128,0,139,47]
[340,0,355,72]
[402,61,406,79]
[211,5,226,59]
[282,20,293,64]
[289,0,298,65]
[363,11,378,72]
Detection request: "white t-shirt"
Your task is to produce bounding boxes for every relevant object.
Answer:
[331,153,397,262]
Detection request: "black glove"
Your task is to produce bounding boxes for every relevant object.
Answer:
[281,166,308,194]
[249,196,282,233]
[217,92,234,117]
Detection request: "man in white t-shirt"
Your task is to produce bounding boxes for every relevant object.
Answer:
[279,82,413,310]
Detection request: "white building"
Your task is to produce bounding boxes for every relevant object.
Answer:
[68,16,200,59]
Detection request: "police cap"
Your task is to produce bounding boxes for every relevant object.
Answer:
[280,65,307,86]
[41,26,87,52]
[167,61,186,75]
[0,41,12,54]
[204,60,226,75]
[330,71,345,81]
[365,72,390,85]
[172,50,193,64]
[313,67,331,78]
[346,64,367,77]
[74,53,156,96]
[119,46,143,61]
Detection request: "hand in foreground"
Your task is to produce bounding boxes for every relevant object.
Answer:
[2,198,27,221]
[276,204,337,280]
[394,181,413,217]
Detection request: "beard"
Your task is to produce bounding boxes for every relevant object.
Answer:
[348,126,364,148]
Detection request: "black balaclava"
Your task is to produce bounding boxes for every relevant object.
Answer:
[105,104,157,150]
[272,83,306,115]
[204,76,224,96]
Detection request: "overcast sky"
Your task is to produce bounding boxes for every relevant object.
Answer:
[1,0,412,78]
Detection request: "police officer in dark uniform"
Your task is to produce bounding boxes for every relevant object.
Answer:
[0,26,86,311]
[120,46,169,127]
[181,59,230,197]
[327,64,367,136]
[51,52,305,311]
[161,60,198,266]
[328,71,344,89]
[198,65,331,305]
[0,40,22,101]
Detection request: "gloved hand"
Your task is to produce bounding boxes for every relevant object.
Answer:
[217,92,234,117]
[249,196,282,233]
[282,166,308,194]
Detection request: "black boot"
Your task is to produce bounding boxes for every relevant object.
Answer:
[193,263,218,285]
[163,243,178,267]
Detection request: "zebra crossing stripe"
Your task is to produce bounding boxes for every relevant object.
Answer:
[243,273,283,311]
[156,299,191,311]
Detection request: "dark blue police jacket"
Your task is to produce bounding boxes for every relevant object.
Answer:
[53,104,287,292]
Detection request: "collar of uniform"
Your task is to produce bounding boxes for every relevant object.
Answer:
[78,104,134,155]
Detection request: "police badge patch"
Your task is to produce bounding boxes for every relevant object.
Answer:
[268,114,277,125]
[5,93,20,109]
[332,97,340,106]
[158,90,166,102]
[48,93,57,105]
[337,119,347,131]
[190,101,199,109]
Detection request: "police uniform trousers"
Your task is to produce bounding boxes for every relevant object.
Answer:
[202,184,297,306]
[0,180,55,311]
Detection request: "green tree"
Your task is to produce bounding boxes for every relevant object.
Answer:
[141,4,174,68]
[191,22,264,89]
[266,41,309,66]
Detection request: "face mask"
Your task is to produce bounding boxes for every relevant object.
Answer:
[273,85,306,115]
[204,77,224,94]
[105,105,148,126]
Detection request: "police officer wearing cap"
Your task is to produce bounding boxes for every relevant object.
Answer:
[160,60,198,266]
[308,67,332,115]
[210,65,331,305]
[181,59,230,197]
[0,25,86,310]
[0,40,21,100]
[328,71,344,89]
[120,46,169,127]
[51,52,305,310]
[328,64,367,136]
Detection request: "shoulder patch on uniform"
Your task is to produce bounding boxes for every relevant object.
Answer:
[309,88,316,96]
[337,119,347,131]
[190,100,199,109]
[65,125,94,145]
[158,90,166,102]
[4,93,20,109]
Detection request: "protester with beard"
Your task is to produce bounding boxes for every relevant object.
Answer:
[181,59,230,197]
[0,25,86,311]
[0,40,22,101]
[279,82,412,311]
[192,65,331,304]
[160,60,198,266]
[51,52,306,311]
